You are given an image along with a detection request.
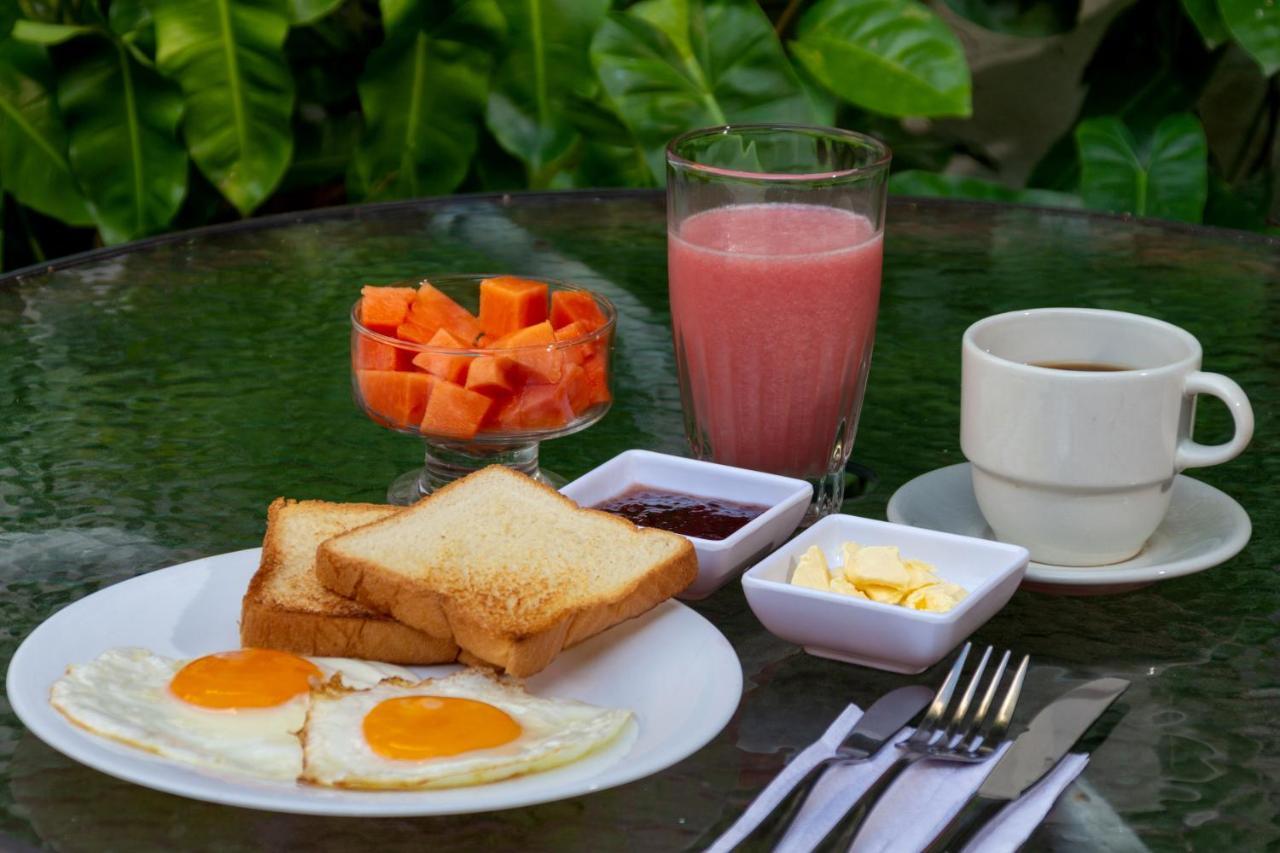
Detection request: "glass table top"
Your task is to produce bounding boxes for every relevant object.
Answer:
[1,190,1276,850]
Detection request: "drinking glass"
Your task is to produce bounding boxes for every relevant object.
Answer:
[666,124,891,522]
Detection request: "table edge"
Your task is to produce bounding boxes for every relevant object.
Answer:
[3,188,1276,286]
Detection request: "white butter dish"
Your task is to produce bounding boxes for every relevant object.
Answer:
[741,513,1029,673]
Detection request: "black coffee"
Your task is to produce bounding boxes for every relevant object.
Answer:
[1031,361,1133,372]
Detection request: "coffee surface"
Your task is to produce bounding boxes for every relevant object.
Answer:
[1031,361,1133,372]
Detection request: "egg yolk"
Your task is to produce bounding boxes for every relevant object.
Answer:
[169,649,322,709]
[362,696,522,760]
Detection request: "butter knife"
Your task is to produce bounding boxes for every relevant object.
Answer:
[922,676,1130,852]
[735,684,932,851]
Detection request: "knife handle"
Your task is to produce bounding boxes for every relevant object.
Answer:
[812,754,914,853]
[735,756,835,851]
[921,795,1006,853]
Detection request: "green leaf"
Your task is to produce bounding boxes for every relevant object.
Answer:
[11,20,96,45]
[153,0,295,215]
[57,38,188,244]
[573,140,660,188]
[1204,170,1270,231]
[289,0,346,26]
[1180,0,1228,48]
[1219,0,1280,75]
[1075,114,1207,222]
[282,108,360,190]
[286,3,381,108]
[0,4,15,40]
[889,170,1081,207]
[108,0,157,62]
[349,0,503,201]
[590,0,818,182]
[941,0,1079,37]
[485,0,609,186]
[561,92,636,148]
[1027,0,1214,193]
[790,0,971,118]
[796,62,838,127]
[0,41,93,226]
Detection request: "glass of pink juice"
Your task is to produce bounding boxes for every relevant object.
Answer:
[666,125,891,522]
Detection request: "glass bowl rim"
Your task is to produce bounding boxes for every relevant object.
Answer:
[665,122,892,182]
[350,273,617,355]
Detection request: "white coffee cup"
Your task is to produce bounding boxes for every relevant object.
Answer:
[960,308,1253,566]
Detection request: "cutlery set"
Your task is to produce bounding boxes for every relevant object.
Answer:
[729,644,1129,852]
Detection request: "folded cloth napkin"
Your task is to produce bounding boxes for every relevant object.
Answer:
[709,705,1088,853]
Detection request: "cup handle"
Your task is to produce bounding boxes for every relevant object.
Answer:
[1176,371,1254,469]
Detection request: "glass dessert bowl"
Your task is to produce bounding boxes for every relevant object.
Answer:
[350,274,616,504]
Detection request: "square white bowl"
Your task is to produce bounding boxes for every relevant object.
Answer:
[741,514,1029,673]
[561,450,812,599]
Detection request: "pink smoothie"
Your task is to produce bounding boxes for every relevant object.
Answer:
[668,203,883,479]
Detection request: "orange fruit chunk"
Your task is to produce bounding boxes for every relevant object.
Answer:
[358,370,431,428]
[550,290,606,332]
[420,377,493,440]
[359,286,416,335]
[478,277,548,339]
[411,328,471,385]
[465,355,518,397]
[488,320,563,384]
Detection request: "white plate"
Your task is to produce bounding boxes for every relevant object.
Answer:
[5,548,743,816]
[886,463,1251,594]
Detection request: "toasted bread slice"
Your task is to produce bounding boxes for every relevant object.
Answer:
[241,498,459,665]
[315,467,697,676]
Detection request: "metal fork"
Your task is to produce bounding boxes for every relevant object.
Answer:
[813,643,1031,852]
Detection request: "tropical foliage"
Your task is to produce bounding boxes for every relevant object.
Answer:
[0,0,1276,270]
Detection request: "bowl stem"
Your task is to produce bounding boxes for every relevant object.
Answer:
[387,441,553,504]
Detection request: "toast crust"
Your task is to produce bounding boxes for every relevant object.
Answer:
[314,468,697,676]
[240,597,459,665]
[241,497,459,665]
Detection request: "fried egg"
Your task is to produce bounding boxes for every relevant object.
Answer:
[300,669,632,789]
[49,647,415,779]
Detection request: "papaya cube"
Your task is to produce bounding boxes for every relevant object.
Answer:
[411,328,471,384]
[465,355,518,397]
[355,335,398,371]
[359,286,416,334]
[553,321,590,366]
[550,290,607,332]
[496,383,574,431]
[478,277,548,339]
[420,377,493,440]
[357,370,431,428]
[396,317,437,344]
[559,363,593,415]
[583,357,610,405]
[408,281,483,345]
[489,320,563,383]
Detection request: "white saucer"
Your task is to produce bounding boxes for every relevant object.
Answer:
[886,463,1251,595]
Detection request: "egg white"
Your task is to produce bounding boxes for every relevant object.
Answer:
[49,647,415,780]
[300,669,633,790]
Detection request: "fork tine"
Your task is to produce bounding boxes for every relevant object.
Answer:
[905,642,971,746]
[938,645,992,746]
[977,653,1030,748]
[967,648,1008,732]
[951,649,1010,755]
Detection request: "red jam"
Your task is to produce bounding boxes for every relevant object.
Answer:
[592,486,768,540]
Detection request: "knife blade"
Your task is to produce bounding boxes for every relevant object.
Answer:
[734,684,932,851]
[923,676,1130,852]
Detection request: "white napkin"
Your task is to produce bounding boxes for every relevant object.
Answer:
[709,705,1088,853]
